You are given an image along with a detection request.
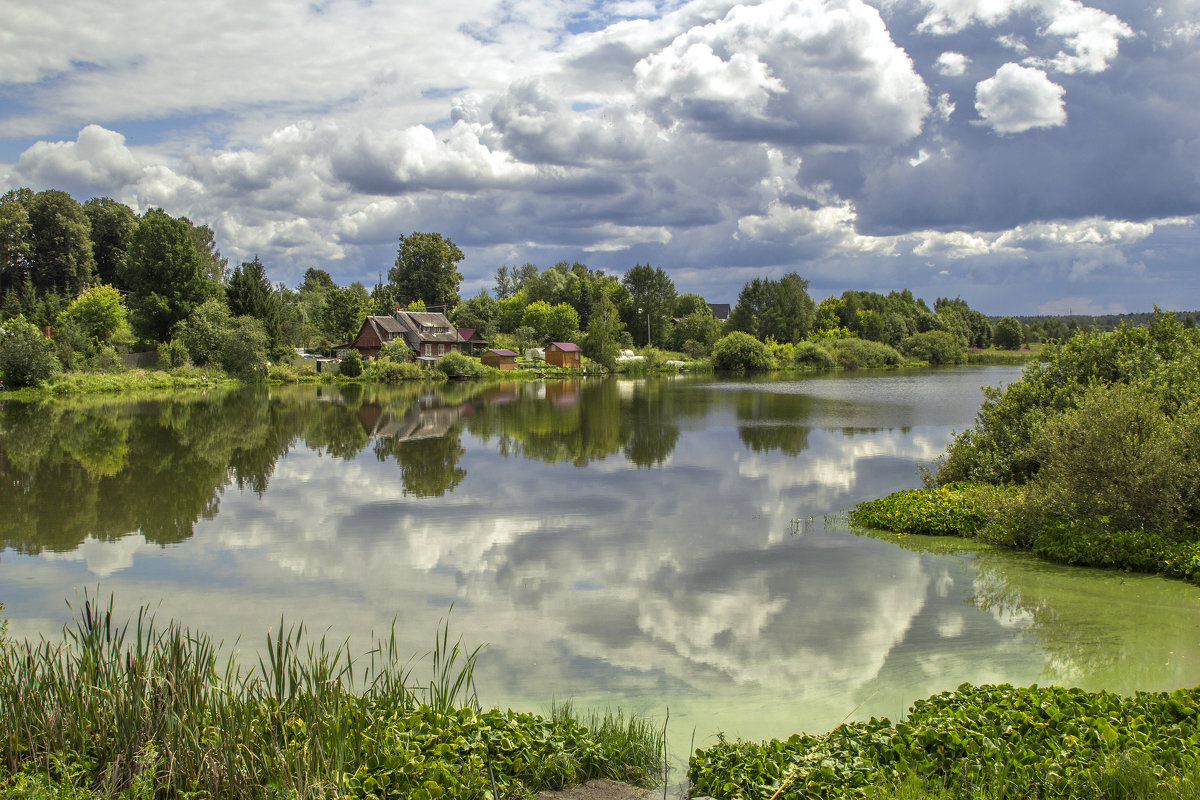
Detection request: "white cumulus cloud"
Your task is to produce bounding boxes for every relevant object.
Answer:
[975,63,1067,133]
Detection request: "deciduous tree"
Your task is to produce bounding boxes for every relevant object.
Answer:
[28,190,95,295]
[390,232,464,309]
[83,198,136,288]
[121,209,216,342]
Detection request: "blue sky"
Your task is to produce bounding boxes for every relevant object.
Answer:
[2,0,1197,315]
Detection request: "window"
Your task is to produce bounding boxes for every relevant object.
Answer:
[424,343,432,356]
[438,343,445,356]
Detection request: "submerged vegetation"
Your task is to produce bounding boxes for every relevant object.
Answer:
[852,311,1200,582]
[689,683,1200,800]
[0,596,663,799]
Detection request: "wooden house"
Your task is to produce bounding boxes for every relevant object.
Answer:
[348,315,406,359]
[349,310,464,360]
[545,341,582,367]
[481,349,519,370]
[457,328,489,355]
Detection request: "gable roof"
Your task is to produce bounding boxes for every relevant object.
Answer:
[487,349,518,357]
[708,303,731,320]
[393,310,463,343]
[366,315,405,335]
[457,327,487,342]
[548,341,582,352]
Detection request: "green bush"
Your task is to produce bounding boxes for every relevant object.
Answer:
[820,337,903,368]
[339,349,363,377]
[370,359,426,383]
[156,338,189,369]
[0,316,60,388]
[793,341,835,368]
[268,363,299,383]
[217,317,269,379]
[937,311,1200,486]
[438,351,496,379]
[89,345,126,373]
[898,330,966,365]
[711,331,775,371]
[379,339,411,362]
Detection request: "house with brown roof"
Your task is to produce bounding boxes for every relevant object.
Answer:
[545,341,582,367]
[348,310,464,360]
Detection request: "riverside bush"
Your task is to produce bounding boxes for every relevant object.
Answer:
[793,341,835,368]
[689,683,1200,800]
[820,337,902,369]
[711,331,775,371]
[0,316,60,388]
[370,359,427,383]
[339,349,363,377]
[898,330,966,365]
[438,350,497,378]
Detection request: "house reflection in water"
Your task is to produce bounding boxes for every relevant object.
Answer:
[356,396,469,441]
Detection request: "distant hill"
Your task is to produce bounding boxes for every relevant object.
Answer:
[1001,310,1199,332]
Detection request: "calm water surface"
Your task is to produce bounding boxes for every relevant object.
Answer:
[3,367,1200,764]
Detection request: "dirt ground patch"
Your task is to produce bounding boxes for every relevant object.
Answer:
[531,779,656,800]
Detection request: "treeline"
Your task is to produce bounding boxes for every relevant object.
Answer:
[1016,310,1199,342]
[0,186,1048,388]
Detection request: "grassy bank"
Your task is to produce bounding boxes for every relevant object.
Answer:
[849,484,1200,583]
[0,597,663,799]
[689,683,1200,800]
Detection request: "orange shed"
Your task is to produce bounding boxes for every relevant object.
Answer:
[545,342,582,367]
[481,349,519,370]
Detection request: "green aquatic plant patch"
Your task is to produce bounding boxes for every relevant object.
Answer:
[688,683,1200,800]
[848,484,991,537]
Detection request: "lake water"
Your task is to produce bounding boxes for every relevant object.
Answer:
[3,367,1200,771]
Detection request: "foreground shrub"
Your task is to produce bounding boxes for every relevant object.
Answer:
[156,337,189,369]
[0,316,60,388]
[268,363,299,383]
[820,337,902,369]
[690,683,1200,800]
[438,350,496,379]
[711,331,775,371]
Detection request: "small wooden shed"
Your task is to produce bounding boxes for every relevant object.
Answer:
[545,341,582,368]
[481,349,519,370]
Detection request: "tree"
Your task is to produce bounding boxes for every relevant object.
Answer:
[179,299,232,366]
[181,217,229,285]
[389,232,464,309]
[585,293,624,368]
[58,284,127,345]
[0,189,33,297]
[621,264,676,348]
[83,197,136,288]
[994,317,1024,349]
[321,283,369,344]
[728,272,815,343]
[220,316,269,378]
[521,300,579,343]
[227,256,280,351]
[671,310,722,353]
[452,291,498,337]
[28,190,95,295]
[0,315,59,387]
[674,293,709,317]
[121,209,215,342]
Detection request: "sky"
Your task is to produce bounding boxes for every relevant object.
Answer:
[1,0,1198,315]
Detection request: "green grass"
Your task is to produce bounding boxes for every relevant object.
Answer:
[0,595,663,799]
